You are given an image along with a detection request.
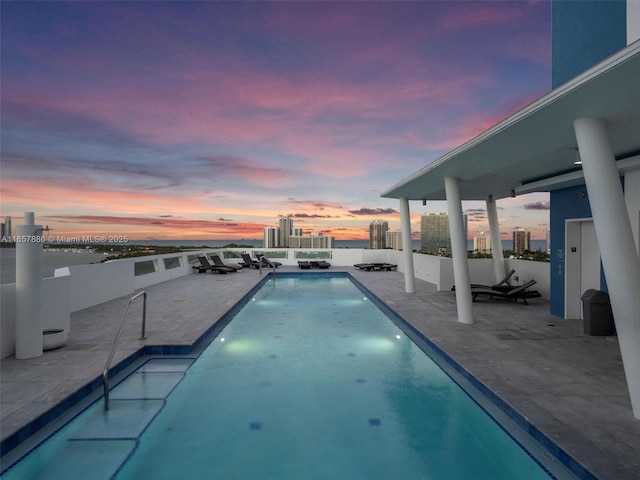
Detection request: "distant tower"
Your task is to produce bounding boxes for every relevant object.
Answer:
[292,227,302,237]
[311,232,334,248]
[385,230,402,250]
[369,220,388,249]
[546,228,551,254]
[290,232,334,248]
[278,216,293,247]
[421,213,467,255]
[0,222,5,240]
[421,214,448,254]
[473,232,492,254]
[513,228,531,255]
[264,226,279,248]
[5,216,12,238]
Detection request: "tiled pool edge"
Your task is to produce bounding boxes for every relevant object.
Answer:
[349,276,597,480]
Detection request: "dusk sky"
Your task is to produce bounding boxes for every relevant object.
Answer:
[1,1,552,241]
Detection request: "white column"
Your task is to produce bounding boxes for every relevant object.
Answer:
[574,117,640,419]
[399,197,415,294]
[445,177,474,324]
[15,212,44,359]
[486,195,507,283]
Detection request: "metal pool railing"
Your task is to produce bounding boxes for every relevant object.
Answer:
[102,290,147,410]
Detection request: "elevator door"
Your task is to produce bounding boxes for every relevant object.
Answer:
[565,220,601,319]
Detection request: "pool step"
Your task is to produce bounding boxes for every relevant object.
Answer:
[1,358,193,480]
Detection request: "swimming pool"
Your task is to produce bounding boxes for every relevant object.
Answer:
[1,274,575,479]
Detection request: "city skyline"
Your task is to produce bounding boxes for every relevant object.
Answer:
[1,1,552,241]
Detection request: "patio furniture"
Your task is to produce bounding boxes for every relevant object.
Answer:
[193,256,236,274]
[209,254,242,271]
[470,280,541,305]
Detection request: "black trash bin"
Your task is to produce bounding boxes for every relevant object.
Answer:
[581,289,614,336]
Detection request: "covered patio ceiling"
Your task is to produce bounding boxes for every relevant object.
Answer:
[382,41,640,202]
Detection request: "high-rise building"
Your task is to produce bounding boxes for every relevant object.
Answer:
[266,217,333,248]
[473,232,492,254]
[385,230,402,250]
[420,213,467,255]
[369,220,388,249]
[513,228,531,255]
[290,232,334,249]
[4,217,11,239]
[0,223,5,240]
[546,228,551,254]
[278,216,293,247]
[310,232,334,248]
[263,226,279,248]
[289,236,308,248]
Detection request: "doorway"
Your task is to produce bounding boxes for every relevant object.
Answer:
[565,219,601,319]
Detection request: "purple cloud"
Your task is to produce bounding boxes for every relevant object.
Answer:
[348,208,399,216]
[524,201,551,210]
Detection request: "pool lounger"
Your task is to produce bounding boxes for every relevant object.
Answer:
[471,279,541,305]
[354,263,397,271]
[192,256,236,274]
[209,254,243,271]
[311,260,331,269]
[259,256,282,268]
[298,260,331,269]
[452,269,516,292]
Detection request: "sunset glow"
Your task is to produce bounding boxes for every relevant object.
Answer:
[1,1,552,241]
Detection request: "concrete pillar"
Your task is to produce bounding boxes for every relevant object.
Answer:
[486,195,507,283]
[399,197,416,294]
[15,212,44,359]
[445,177,474,324]
[574,117,640,419]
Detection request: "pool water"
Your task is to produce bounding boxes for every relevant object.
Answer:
[2,275,563,479]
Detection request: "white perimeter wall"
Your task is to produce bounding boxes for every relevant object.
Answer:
[1,247,550,358]
[65,261,134,312]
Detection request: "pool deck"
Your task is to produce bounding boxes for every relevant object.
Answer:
[1,267,639,478]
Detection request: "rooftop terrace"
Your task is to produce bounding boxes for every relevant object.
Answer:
[1,267,638,479]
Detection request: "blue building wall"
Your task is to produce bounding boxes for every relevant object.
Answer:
[552,0,627,88]
[549,0,627,316]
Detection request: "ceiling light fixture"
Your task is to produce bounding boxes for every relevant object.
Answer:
[574,149,582,165]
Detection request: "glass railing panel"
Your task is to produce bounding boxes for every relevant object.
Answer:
[163,256,183,270]
[294,251,332,259]
[134,260,158,276]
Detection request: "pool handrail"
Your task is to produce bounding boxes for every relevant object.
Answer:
[102,290,147,410]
